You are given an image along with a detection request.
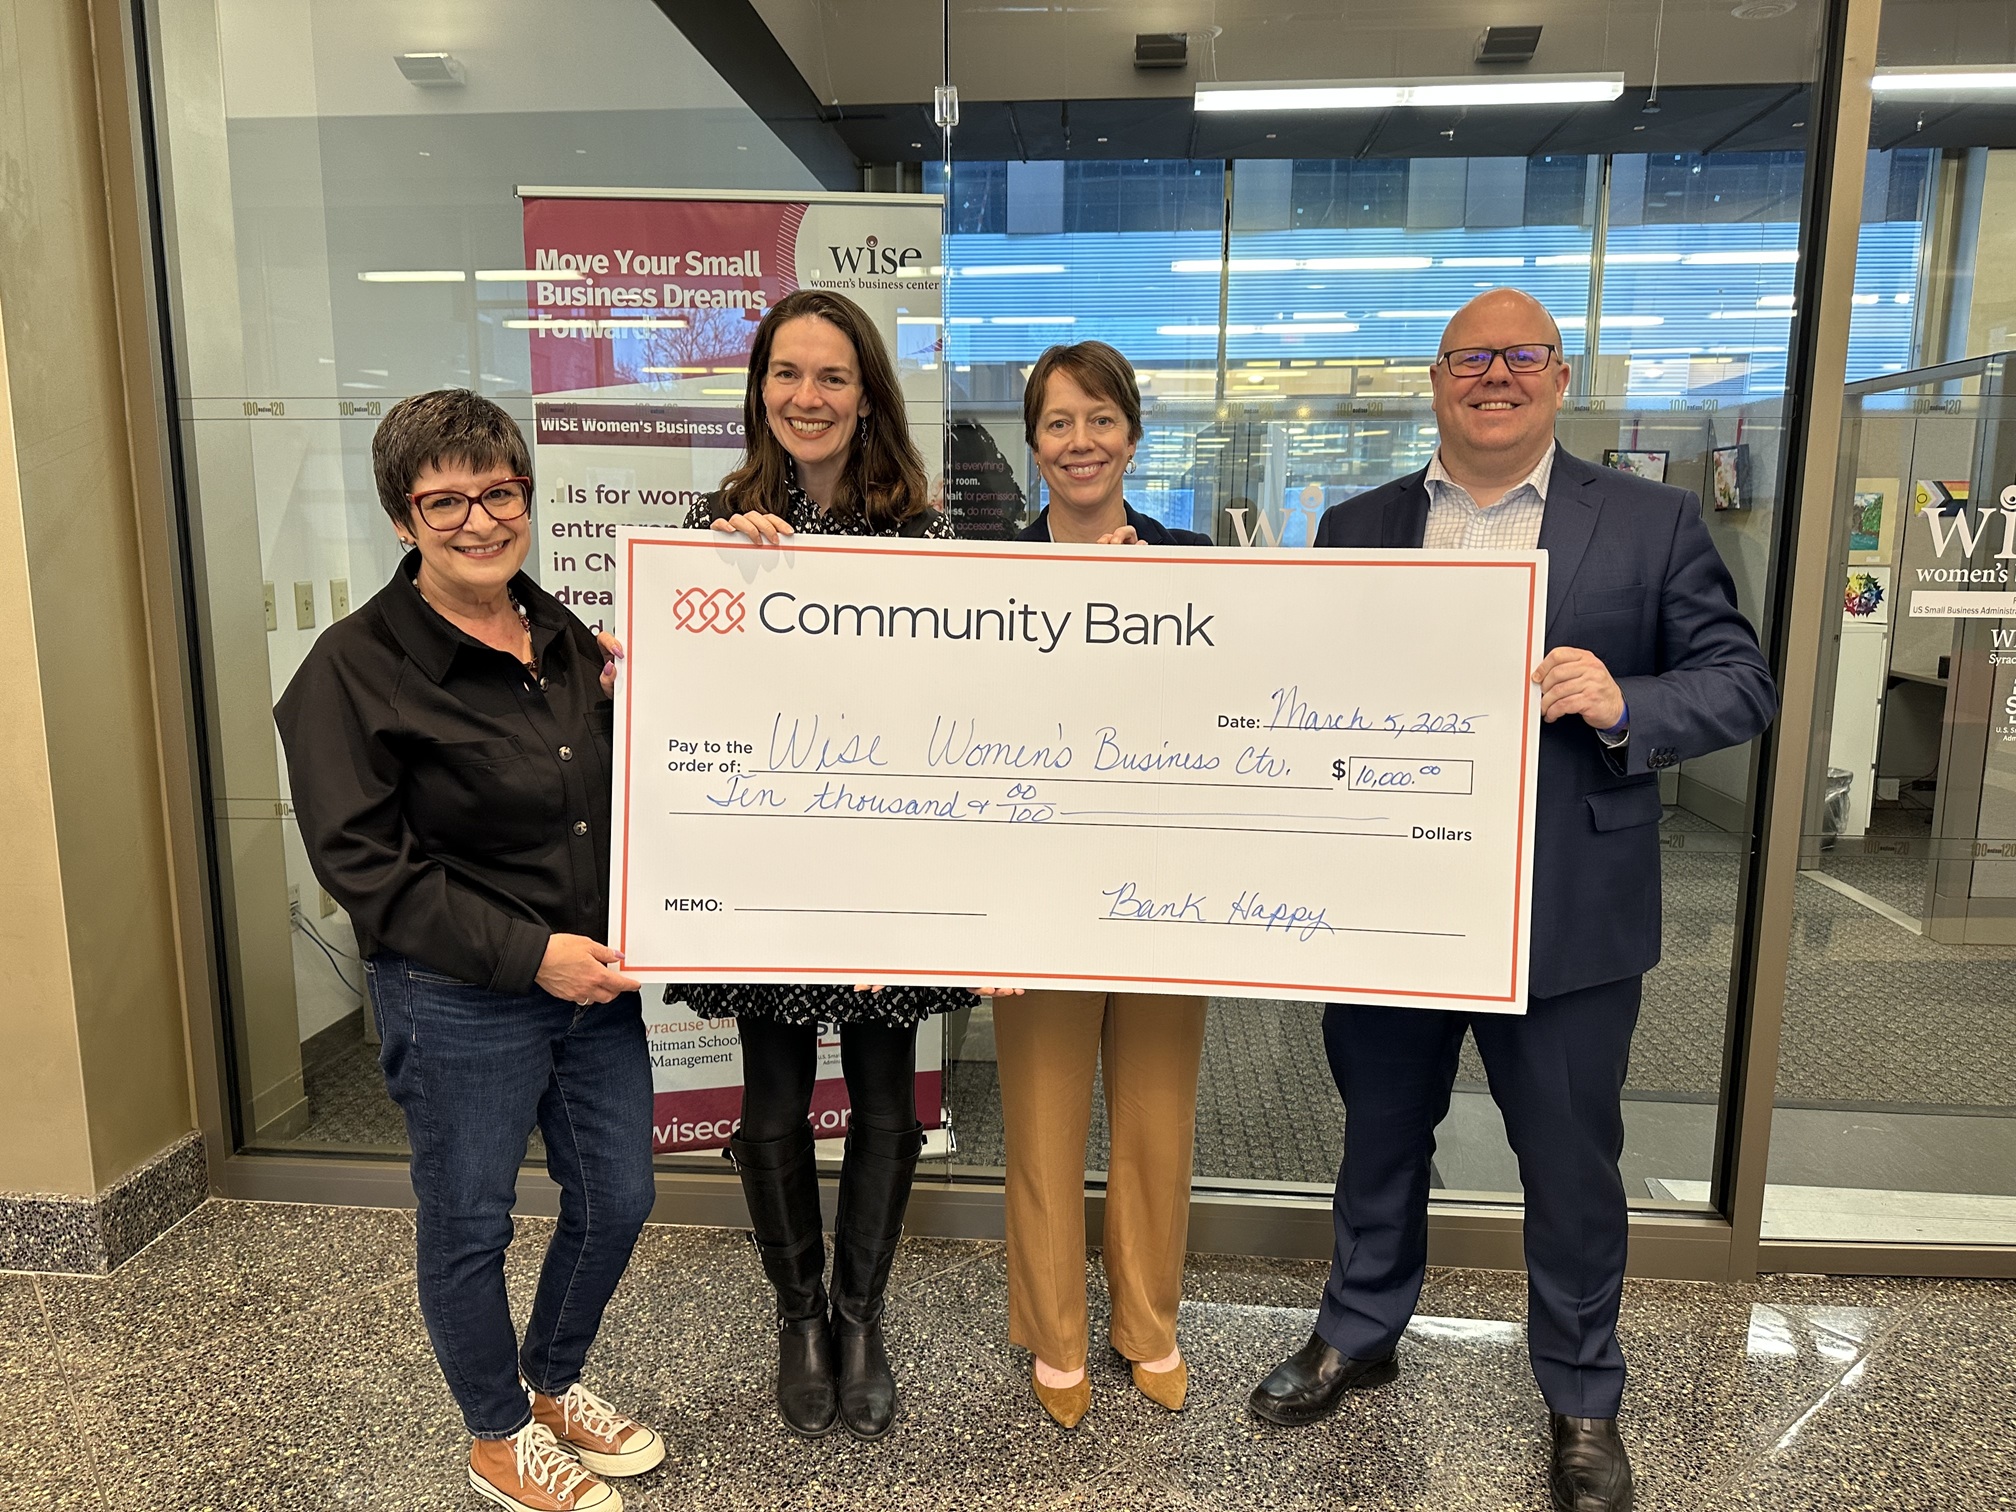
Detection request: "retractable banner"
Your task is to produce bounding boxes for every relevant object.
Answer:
[516,187,945,633]
[516,187,948,1153]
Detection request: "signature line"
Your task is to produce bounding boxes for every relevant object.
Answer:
[735,907,988,918]
[1100,918,1465,938]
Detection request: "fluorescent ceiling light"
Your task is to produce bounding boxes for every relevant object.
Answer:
[1558,314,1666,328]
[1872,66,2016,93]
[1534,254,1592,267]
[1171,256,1430,274]
[1708,309,1797,319]
[1159,324,1258,336]
[1197,73,1624,111]
[1680,250,1798,265]
[503,317,689,330]
[475,269,587,282]
[359,270,465,282]
[957,264,1067,277]
[989,315,1076,325]
[1375,309,1458,319]
[1606,252,1687,264]
[1441,256,1526,268]
[1260,322,1360,334]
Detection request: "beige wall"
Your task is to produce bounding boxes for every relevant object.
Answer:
[1966,151,2016,358]
[0,1,195,1195]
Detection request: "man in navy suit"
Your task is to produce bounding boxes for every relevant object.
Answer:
[1247,290,1775,1512]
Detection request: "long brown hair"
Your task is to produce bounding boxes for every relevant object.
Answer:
[718,290,929,531]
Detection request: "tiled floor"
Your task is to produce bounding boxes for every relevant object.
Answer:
[4,1200,2011,1510]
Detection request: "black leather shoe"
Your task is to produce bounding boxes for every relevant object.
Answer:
[834,1325,898,1440]
[1549,1415,1634,1512]
[1247,1332,1398,1426]
[776,1313,840,1437]
[831,1123,924,1440]
[728,1127,839,1437]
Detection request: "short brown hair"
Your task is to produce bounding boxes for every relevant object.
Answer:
[1023,340,1142,448]
[371,389,532,527]
[718,290,929,531]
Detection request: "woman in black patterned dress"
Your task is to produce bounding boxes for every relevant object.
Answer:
[678,290,969,1443]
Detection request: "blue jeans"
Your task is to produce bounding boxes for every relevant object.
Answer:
[366,953,657,1438]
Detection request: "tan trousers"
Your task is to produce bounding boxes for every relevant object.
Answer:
[993,990,1208,1370]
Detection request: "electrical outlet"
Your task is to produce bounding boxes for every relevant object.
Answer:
[263,582,278,632]
[293,581,316,631]
[318,886,338,919]
[287,883,301,914]
[329,578,350,619]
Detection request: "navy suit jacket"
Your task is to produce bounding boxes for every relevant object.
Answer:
[1313,447,1776,999]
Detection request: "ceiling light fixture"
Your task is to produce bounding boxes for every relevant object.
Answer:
[395,52,466,88]
[1872,65,2016,94]
[1195,73,1623,112]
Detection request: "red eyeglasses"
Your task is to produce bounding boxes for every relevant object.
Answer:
[407,476,533,532]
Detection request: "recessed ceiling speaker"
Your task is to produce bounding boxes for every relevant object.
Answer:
[1475,26,1543,64]
[1135,33,1189,70]
[395,52,466,87]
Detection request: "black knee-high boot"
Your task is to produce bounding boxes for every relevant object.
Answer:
[729,1124,838,1436]
[830,1121,925,1440]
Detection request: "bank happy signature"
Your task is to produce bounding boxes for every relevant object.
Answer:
[1101,881,1336,942]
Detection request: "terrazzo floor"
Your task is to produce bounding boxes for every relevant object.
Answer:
[4,1199,2010,1510]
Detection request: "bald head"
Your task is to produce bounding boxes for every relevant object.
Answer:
[1427,286,1570,497]
[1440,287,1563,357]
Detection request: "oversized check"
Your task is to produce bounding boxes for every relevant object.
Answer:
[610,531,1545,1011]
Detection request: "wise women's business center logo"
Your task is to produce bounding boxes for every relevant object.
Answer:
[823,233,926,277]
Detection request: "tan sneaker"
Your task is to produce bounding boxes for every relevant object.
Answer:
[468,1421,619,1511]
[531,1384,666,1477]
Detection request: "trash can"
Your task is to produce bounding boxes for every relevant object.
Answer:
[1820,766,1853,851]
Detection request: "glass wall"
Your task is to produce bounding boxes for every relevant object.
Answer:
[154,0,821,1155]
[1766,0,2016,1247]
[151,0,2016,1270]
[932,0,1828,1215]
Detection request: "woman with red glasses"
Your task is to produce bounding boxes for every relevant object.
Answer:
[278,389,660,1512]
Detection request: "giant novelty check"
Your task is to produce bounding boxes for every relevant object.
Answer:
[609,531,1546,1012]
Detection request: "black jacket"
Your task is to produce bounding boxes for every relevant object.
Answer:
[1017,501,1213,546]
[274,553,615,993]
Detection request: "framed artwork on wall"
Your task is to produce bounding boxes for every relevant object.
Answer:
[1710,444,1750,512]
[1848,477,1897,563]
[1603,449,1669,483]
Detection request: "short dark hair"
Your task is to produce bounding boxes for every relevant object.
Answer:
[1023,341,1143,448]
[371,389,532,527]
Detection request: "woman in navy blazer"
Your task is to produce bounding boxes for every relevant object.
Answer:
[997,342,1211,1430]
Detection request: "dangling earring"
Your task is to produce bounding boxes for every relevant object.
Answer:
[857,414,869,441]
[1125,457,1137,475]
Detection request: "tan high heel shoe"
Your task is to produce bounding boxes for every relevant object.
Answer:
[1032,1365,1091,1429]
[1130,1357,1188,1412]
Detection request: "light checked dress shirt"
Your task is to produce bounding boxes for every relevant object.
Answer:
[1423,441,1628,746]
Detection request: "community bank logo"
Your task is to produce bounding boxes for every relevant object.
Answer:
[671,587,746,633]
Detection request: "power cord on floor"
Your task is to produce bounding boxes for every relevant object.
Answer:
[291,903,362,996]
